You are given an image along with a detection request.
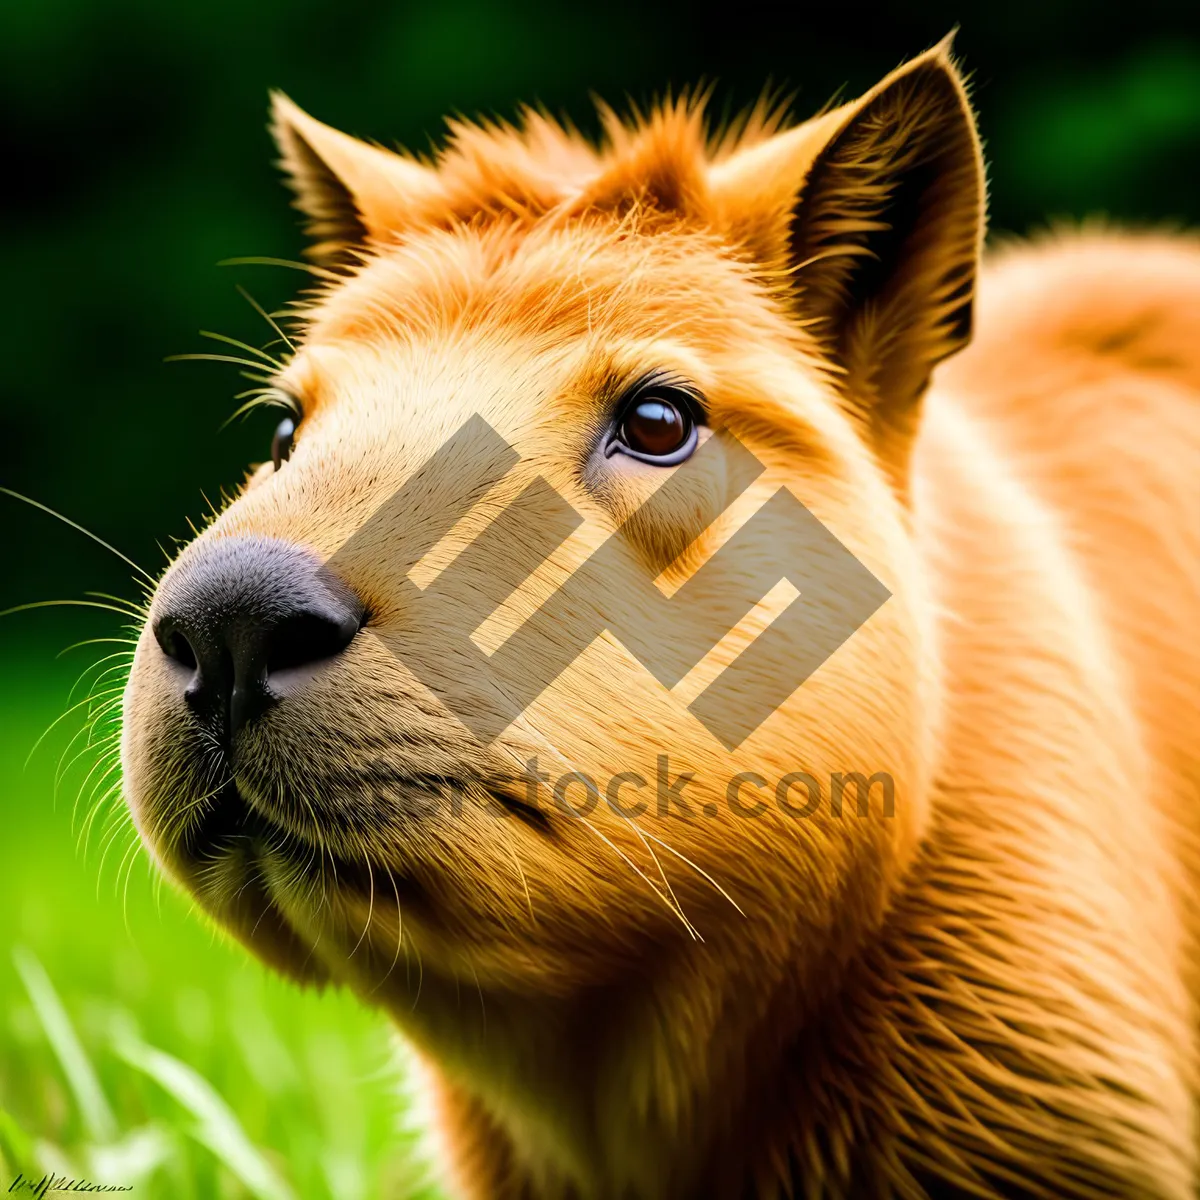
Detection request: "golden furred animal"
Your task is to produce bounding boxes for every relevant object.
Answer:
[121,35,1200,1199]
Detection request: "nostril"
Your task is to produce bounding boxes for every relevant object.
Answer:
[158,625,198,671]
[266,609,360,674]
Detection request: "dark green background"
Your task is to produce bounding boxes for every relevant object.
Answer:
[2,0,1199,628]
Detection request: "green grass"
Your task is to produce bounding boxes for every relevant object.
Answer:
[0,639,443,1198]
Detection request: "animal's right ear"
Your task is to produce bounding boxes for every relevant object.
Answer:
[269,93,445,265]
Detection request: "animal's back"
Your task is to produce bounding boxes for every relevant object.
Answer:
[916,230,1200,1168]
[941,229,1200,844]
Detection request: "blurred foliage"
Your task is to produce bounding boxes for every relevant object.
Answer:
[0,1,1197,1195]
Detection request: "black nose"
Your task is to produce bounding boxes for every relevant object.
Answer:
[152,535,364,741]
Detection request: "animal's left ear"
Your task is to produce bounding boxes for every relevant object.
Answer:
[710,39,984,467]
[269,92,446,266]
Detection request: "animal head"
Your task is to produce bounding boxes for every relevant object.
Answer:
[122,40,981,1055]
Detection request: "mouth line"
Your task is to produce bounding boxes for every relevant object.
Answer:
[182,780,382,892]
[488,779,553,832]
[179,768,551,893]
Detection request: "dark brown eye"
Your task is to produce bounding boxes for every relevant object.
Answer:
[624,398,688,454]
[271,415,296,470]
[608,385,701,466]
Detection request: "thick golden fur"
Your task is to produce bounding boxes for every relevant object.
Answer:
[121,37,1200,1198]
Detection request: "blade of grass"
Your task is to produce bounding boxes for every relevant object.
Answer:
[89,1124,177,1189]
[12,946,117,1143]
[0,1106,35,1177]
[114,1034,297,1200]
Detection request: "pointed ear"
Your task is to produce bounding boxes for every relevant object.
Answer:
[710,40,984,468]
[269,92,445,265]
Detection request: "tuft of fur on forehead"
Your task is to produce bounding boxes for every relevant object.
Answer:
[439,95,723,223]
[298,216,817,375]
[270,87,825,368]
[274,87,792,252]
[272,92,842,368]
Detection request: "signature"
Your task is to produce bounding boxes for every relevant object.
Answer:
[7,1175,131,1197]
